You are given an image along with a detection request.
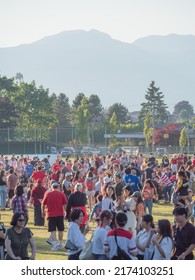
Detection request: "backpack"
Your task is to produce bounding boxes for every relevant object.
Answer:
[112,230,132,260]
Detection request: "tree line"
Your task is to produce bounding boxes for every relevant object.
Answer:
[0,74,194,148]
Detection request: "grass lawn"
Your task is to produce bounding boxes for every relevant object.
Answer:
[1,201,174,260]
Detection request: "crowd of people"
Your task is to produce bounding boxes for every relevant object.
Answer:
[0,150,195,260]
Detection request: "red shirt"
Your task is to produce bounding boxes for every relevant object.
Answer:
[31,170,46,183]
[31,186,46,206]
[42,190,68,218]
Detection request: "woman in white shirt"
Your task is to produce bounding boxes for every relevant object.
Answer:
[92,210,112,260]
[151,219,173,260]
[136,214,156,260]
[66,208,90,260]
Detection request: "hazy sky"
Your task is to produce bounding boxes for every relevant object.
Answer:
[1,0,195,47]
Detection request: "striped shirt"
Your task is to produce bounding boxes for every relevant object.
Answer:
[104,227,137,259]
[159,173,173,186]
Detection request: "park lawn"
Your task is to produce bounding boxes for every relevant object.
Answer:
[1,201,174,260]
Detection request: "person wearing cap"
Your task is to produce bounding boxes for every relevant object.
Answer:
[41,182,68,251]
[62,172,73,200]
[30,179,46,226]
[172,207,195,260]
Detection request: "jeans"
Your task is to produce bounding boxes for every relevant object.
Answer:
[163,185,173,202]
[0,185,7,209]
[144,199,153,216]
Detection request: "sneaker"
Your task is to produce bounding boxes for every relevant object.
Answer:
[46,239,53,245]
[51,244,60,251]
[57,244,64,250]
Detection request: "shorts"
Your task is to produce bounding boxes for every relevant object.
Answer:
[8,189,14,199]
[48,216,64,232]
[84,190,95,196]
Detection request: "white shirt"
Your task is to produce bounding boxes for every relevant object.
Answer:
[152,237,173,260]
[92,226,111,254]
[66,222,86,255]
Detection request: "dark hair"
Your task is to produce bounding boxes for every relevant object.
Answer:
[10,213,25,227]
[173,207,188,217]
[100,210,112,222]
[97,194,103,202]
[69,208,85,222]
[115,212,127,227]
[142,214,154,228]
[144,179,155,188]
[158,219,172,239]
[0,169,5,177]
[14,185,24,196]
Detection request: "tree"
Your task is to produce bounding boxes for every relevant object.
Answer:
[88,94,103,125]
[109,112,118,133]
[72,93,85,108]
[107,103,129,124]
[139,81,168,124]
[72,96,91,144]
[6,81,58,140]
[52,93,71,127]
[0,75,17,95]
[179,127,187,152]
[143,112,153,149]
[173,100,194,120]
[15,72,24,84]
[0,96,17,128]
[179,109,191,122]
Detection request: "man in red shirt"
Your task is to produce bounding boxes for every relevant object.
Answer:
[30,166,46,183]
[41,182,68,251]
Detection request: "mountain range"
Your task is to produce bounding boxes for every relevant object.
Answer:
[0,29,195,113]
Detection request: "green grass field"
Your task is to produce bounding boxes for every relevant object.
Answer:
[1,201,174,260]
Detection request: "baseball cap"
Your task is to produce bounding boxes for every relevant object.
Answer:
[103,176,111,184]
[65,172,73,177]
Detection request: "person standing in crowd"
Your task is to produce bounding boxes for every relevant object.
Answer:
[30,166,46,184]
[92,210,112,260]
[62,172,73,200]
[131,191,145,233]
[136,214,156,260]
[30,179,46,226]
[141,179,156,216]
[89,194,103,221]
[104,212,137,260]
[41,182,68,251]
[0,217,6,260]
[5,212,36,260]
[122,185,137,237]
[150,219,173,260]
[157,171,173,204]
[113,173,124,200]
[66,183,88,233]
[11,185,28,223]
[6,168,18,208]
[171,207,195,260]
[0,169,7,210]
[84,170,96,212]
[66,208,90,260]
